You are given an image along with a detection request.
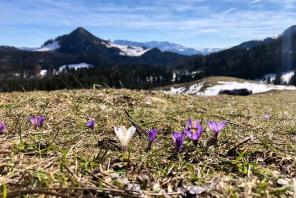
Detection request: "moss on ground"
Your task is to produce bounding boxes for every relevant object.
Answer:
[0,89,295,197]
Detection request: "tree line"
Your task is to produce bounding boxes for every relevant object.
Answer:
[0,64,203,92]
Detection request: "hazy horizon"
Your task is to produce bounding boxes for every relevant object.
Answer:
[1,0,296,49]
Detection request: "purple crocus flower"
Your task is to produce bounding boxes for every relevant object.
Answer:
[185,119,203,145]
[147,129,158,151]
[207,120,227,138]
[86,118,95,130]
[0,122,6,135]
[38,116,45,127]
[172,131,185,152]
[30,115,45,129]
[263,113,271,121]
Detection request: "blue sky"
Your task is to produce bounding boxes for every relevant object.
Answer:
[1,0,296,48]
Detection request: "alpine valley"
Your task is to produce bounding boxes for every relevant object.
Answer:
[2,25,296,91]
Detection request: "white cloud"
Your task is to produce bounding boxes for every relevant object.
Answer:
[1,0,296,48]
[250,0,263,4]
[223,8,237,13]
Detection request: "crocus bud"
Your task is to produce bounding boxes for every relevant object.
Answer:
[0,122,6,135]
[146,129,158,151]
[172,131,185,152]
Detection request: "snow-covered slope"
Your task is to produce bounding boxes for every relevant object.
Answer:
[103,42,150,56]
[164,81,296,96]
[195,48,221,55]
[59,63,93,73]
[19,41,60,52]
[35,41,60,52]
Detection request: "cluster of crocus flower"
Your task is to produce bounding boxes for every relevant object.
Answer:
[30,115,45,129]
[171,120,227,152]
[0,115,45,134]
[113,126,158,152]
[113,119,227,153]
[1,112,227,154]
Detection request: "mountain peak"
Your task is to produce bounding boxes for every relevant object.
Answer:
[72,27,88,33]
[70,27,94,37]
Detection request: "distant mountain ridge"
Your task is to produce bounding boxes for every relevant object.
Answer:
[20,27,190,60]
[0,27,188,76]
[19,32,220,56]
[113,40,221,55]
[185,25,296,80]
[233,38,274,49]
[232,26,296,50]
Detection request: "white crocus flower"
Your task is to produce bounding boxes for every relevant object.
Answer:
[114,126,136,151]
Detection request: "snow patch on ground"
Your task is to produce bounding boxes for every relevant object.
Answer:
[169,87,187,94]
[59,63,93,73]
[281,71,295,83]
[40,70,48,76]
[187,83,204,94]
[165,83,204,95]
[262,73,276,82]
[165,81,296,96]
[261,70,295,84]
[103,42,150,56]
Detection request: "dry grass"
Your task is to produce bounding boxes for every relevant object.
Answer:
[0,89,295,197]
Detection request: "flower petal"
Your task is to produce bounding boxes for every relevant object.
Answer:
[114,126,126,143]
[217,121,227,131]
[0,122,6,134]
[124,126,136,146]
[148,129,158,142]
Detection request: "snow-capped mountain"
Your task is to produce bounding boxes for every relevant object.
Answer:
[195,48,222,55]
[17,28,220,57]
[19,28,151,57]
[113,40,221,56]
[0,27,186,73]
[102,41,150,57]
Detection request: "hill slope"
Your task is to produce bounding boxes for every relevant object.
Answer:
[0,89,295,197]
[160,76,296,96]
[186,25,296,79]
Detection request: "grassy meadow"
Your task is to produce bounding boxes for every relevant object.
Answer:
[0,88,295,197]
